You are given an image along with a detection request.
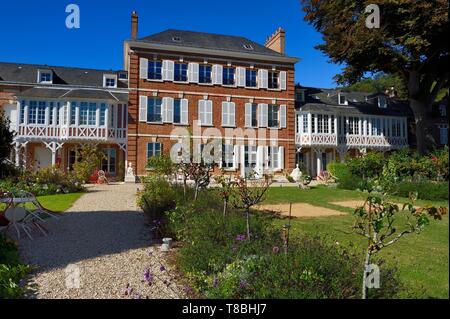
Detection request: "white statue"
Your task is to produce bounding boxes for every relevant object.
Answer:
[125,162,136,183]
[126,162,134,176]
[290,164,302,183]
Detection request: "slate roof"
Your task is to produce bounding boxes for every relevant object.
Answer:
[0,61,128,88]
[137,29,291,58]
[296,86,413,117]
[15,88,128,102]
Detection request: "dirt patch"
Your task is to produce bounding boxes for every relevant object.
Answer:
[330,200,367,210]
[256,203,346,218]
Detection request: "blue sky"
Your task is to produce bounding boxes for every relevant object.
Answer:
[0,0,343,88]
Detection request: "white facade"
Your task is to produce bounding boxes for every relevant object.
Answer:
[295,110,409,177]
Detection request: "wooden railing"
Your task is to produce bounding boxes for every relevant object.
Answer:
[296,133,408,149]
[17,124,127,142]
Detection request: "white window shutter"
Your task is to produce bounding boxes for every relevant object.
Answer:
[222,102,229,126]
[233,145,240,169]
[280,71,287,90]
[258,70,268,89]
[229,102,235,127]
[278,146,284,170]
[236,67,246,87]
[180,99,189,124]
[206,100,213,125]
[188,63,199,83]
[139,58,148,79]
[198,100,205,125]
[258,104,268,127]
[163,97,174,123]
[139,96,148,122]
[280,104,287,128]
[163,60,174,81]
[245,103,252,128]
[212,65,223,85]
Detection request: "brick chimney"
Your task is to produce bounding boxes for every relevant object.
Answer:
[265,27,285,54]
[131,11,138,40]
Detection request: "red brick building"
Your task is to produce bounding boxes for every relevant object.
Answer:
[124,12,299,177]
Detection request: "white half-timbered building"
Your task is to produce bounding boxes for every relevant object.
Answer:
[0,62,129,179]
[295,86,410,178]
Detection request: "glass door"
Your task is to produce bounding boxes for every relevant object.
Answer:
[101,148,116,176]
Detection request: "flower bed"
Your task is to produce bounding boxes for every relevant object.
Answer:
[138,182,401,299]
[0,167,84,197]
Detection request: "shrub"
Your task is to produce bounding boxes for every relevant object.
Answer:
[0,167,83,197]
[392,181,449,201]
[202,235,401,299]
[327,162,364,190]
[137,177,177,227]
[0,234,30,298]
[346,152,386,179]
[72,145,106,183]
[147,155,176,177]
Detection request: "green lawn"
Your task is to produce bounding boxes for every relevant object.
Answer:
[264,185,449,299]
[36,193,84,212]
[1,193,83,213]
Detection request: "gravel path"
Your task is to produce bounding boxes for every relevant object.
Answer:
[19,183,184,299]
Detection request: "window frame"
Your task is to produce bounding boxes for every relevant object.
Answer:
[147,142,162,162]
[148,60,163,81]
[103,74,118,88]
[245,69,258,88]
[174,62,188,83]
[147,97,163,123]
[199,64,213,85]
[268,104,279,128]
[222,67,236,86]
[268,71,279,90]
[38,70,53,84]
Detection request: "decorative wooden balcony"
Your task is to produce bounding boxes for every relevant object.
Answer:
[16,124,127,143]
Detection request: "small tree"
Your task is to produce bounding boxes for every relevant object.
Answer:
[214,172,236,217]
[353,192,447,299]
[72,144,106,183]
[147,154,175,179]
[189,162,213,201]
[232,173,273,240]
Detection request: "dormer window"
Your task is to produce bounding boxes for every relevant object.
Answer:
[296,90,306,103]
[378,96,387,108]
[118,72,128,80]
[172,36,181,43]
[38,70,52,84]
[243,44,254,51]
[103,74,117,88]
[338,93,348,105]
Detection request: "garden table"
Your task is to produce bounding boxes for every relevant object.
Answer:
[0,191,58,240]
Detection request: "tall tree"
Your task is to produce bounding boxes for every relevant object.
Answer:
[345,73,408,99]
[300,0,449,154]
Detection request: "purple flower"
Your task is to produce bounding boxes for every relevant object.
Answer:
[160,265,166,272]
[147,249,153,257]
[144,268,154,285]
[212,276,219,288]
[124,284,133,296]
[235,234,246,241]
[239,279,248,289]
[272,246,280,254]
[134,293,142,299]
